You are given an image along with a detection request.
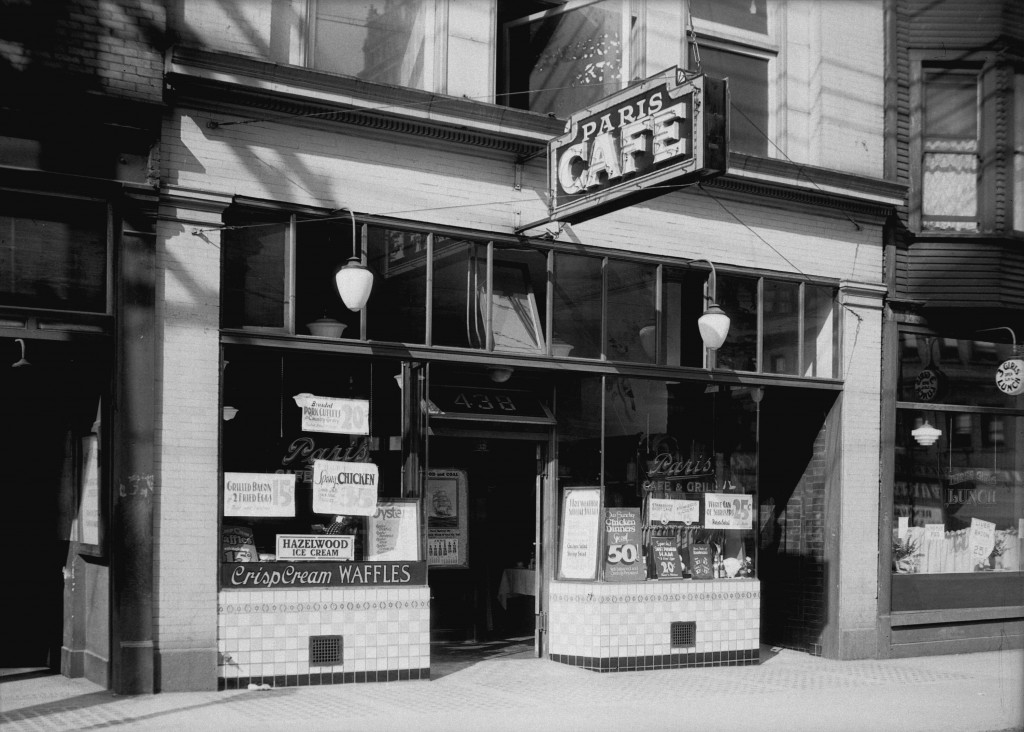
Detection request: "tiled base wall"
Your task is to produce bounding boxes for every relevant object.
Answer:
[217,586,430,689]
[548,579,760,672]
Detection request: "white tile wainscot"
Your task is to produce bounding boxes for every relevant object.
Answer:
[217,585,430,688]
[547,579,760,671]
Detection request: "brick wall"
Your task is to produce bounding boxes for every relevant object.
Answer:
[1,0,164,103]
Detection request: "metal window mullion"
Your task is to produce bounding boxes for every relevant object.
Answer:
[654,262,663,364]
[756,276,764,374]
[286,214,297,334]
[485,241,494,352]
[797,282,805,377]
[106,203,115,316]
[358,222,367,340]
[601,257,609,360]
[546,249,554,354]
[425,233,434,346]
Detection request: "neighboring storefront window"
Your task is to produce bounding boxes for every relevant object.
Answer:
[893,332,1023,578]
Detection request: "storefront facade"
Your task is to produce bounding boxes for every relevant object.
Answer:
[3,0,913,693]
[879,0,1024,657]
[152,0,902,690]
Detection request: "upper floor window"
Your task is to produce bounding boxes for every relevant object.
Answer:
[912,58,1024,234]
[688,0,772,157]
[920,68,979,232]
[310,0,434,89]
[499,0,639,119]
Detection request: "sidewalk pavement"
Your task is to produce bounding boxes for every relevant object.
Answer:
[2,646,1021,732]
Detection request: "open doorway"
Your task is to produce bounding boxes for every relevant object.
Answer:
[427,436,541,675]
[0,337,107,680]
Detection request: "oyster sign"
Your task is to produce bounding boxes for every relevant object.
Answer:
[548,68,728,225]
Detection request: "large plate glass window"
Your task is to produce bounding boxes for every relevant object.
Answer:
[893,331,1023,611]
[221,348,408,565]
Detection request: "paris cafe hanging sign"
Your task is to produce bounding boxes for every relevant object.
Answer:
[547,68,728,225]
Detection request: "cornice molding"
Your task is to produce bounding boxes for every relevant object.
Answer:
[165,45,907,220]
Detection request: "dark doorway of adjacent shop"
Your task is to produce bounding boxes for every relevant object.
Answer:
[0,338,105,675]
[427,437,539,671]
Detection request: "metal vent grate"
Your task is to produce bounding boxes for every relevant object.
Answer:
[309,635,343,666]
[670,621,696,648]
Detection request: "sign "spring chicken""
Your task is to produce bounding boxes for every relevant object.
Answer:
[547,69,728,225]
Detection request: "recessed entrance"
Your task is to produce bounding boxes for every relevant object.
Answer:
[427,436,541,672]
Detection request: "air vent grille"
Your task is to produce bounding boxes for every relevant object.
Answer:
[309,635,343,666]
[670,621,696,648]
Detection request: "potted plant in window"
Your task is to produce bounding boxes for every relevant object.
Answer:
[893,533,920,574]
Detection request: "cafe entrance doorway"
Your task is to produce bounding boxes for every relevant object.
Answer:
[426,435,544,671]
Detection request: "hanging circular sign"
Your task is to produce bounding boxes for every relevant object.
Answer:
[915,367,943,401]
[995,357,1024,396]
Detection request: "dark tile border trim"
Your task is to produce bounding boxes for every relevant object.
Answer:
[217,667,429,690]
[549,648,760,672]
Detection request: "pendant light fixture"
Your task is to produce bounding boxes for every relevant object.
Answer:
[332,207,374,312]
[911,420,942,447]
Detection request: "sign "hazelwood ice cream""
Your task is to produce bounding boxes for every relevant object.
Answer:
[547,68,728,225]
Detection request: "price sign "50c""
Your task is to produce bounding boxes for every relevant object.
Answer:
[606,543,640,563]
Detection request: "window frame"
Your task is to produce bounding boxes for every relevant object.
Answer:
[909,51,1024,235]
[303,0,443,92]
[686,0,778,158]
[498,0,641,117]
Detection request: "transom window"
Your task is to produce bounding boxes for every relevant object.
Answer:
[220,207,840,380]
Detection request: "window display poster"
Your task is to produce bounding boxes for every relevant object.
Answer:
[603,507,646,582]
[224,472,296,517]
[367,499,420,562]
[557,487,602,581]
[312,460,378,517]
[647,495,700,526]
[689,543,715,579]
[703,493,753,530]
[277,534,354,561]
[968,517,995,566]
[427,469,469,568]
[292,393,369,435]
[651,536,683,578]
